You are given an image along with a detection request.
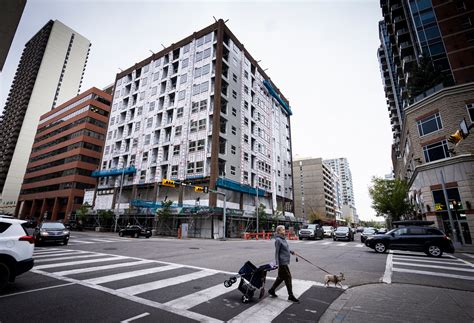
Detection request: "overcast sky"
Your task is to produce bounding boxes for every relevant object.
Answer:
[0,0,393,221]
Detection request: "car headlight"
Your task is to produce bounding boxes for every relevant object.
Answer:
[40,231,49,236]
[63,230,70,235]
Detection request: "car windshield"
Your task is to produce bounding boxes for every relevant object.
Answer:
[386,228,397,235]
[302,225,316,229]
[42,223,65,229]
[363,229,376,234]
[336,227,349,232]
[322,226,332,230]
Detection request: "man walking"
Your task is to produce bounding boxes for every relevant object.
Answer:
[268,225,299,303]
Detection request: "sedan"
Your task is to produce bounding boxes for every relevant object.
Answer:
[333,226,354,241]
[322,226,334,238]
[119,225,152,238]
[34,222,70,246]
[361,228,378,243]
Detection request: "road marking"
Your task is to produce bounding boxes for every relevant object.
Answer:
[53,260,155,276]
[0,282,75,299]
[164,282,238,310]
[463,253,474,259]
[88,238,123,243]
[35,254,104,263]
[34,251,89,258]
[70,239,95,244]
[322,242,332,245]
[34,256,127,270]
[392,261,474,272]
[33,250,77,256]
[382,250,393,284]
[117,270,217,296]
[228,280,312,322]
[392,267,474,280]
[306,241,318,244]
[120,312,150,323]
[291,240,303,244]
[392,256,466,265]
[337,243,347,246]
[355,244,364,247]
[83,264,180,284]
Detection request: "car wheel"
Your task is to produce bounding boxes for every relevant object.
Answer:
[0,262,11,291]
[374,242,387,253]
[119,232,124,237]
[426,245,443,257]
[146,234,151,239]
[63,240,68,246]
[333,237,336,241]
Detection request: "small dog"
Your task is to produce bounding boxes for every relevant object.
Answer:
[324,273,345,288]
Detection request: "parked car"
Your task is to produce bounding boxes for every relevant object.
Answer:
[64,220,83,231]
[33,222,70,246]
[119,225,152,238]
[0,216,35,290]
[333,226,355,241]
[322,226,335,238]
[365,226,454,257]
[361,228,378,243]
[298,224,324,240]
[356,226,364,233]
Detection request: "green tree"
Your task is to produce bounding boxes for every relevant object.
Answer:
[307,206,327,224]
[343,215,353,226]
[76,202,90,225]
[407,54,449,98]
[156,200,173,222]
[368,177,413,227]
[97,210,114,227]
[257,203,267,231]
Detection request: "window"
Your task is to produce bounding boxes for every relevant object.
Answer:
[244,153,249,161]
[231,145,236,154]
[200,99,207,111]
[231,126,236,135]
[200,81,209,93]
[467,103,474,122]
[423,140,449,162]
[146,117,153,128]
[244,85,249,94]
[198,119,206,130]
[178,90,186,101]
[417,113,442,136]
[244,101,249,110]
[196,161,204,173]
[171,165,179,176]
[180,74,187,84]
[144,134,151,145]
[202,64,210,76]
[181,58,189,68]
[244,134,248,143]
[233,73,237,82]
[230,166,236,175]
[177,107,183,118]
[187,162,194,174]
[197,139,205,150]
[189,141,196,152]
[232,90,237,99]
[244,171,248,181]
[149,101,155,111]
[190,120,198,132]
[135,122,141,131]
[173,145,180,155]
[153,72,159,81]
[232,107,237,116]
[244,71,249,79]
[244,117,249,126]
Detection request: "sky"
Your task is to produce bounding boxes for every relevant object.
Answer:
[0,0,393,221]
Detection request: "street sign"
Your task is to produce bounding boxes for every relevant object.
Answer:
[194,186,204,192]
[162,179,176,187]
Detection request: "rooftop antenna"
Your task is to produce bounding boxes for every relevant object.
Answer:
[149,50,155,55]
[213,16,217,22]
[224,19,229,23]
[161,44,166,49]
[118,68,123,72]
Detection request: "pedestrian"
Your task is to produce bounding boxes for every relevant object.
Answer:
[268,225,299,303]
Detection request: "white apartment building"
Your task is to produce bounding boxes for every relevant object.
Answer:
[93,20,294,219]
[0,20,90,214]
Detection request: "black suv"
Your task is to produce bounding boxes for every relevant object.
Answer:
[365,226,454,257]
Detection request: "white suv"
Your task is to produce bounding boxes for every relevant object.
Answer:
[0,216,35,290]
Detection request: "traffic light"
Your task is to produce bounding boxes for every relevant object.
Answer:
[194,186,204,193]
[161,179,176,187]
[204,186,209,193]
[447,130,464,145]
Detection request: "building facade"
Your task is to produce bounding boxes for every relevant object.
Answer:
[15,88,111,221]
[293,157,336,223]
[0,20,90,214]
[93,20,294,219]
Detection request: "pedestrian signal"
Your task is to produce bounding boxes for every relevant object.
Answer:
[162,179,175,187]
[195,186,204,193]
[204,186,209,193]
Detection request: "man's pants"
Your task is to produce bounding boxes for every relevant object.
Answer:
[270,264,293,296]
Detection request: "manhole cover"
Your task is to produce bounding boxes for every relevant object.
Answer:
[103,247,117,250]
[189,247,200,250]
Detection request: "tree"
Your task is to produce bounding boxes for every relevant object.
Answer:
[156,200,173,222]
[307,206,327,224]
[407,54,449,98]
[368,177,413,227]
[97,210,114,228]
[76,202,90,225]
[343,215,353,226]
[257,203,267,231]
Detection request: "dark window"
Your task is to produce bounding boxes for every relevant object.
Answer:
[0,222,12,233]
[429,42,445,56]
[467,104,474,123]
[394,228,408,236]
[408,227,425,235]
[417,113,442,136]
[426,228,443,235]
[423,140,449,162]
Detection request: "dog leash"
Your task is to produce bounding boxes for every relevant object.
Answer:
[294,252,334,275]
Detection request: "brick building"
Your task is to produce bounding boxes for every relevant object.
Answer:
[16,88,111,221]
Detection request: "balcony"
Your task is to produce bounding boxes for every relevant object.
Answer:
[402,55,415,71]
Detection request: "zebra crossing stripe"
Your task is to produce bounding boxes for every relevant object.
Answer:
[392,256,466,265]
[337,243,347,246]
[34,251,88,258]
[355,244,364,247]
[117,270,217,296]
[70,239,95,244]
[306,241,318,244]
[34,250,77,256]
[35,254,104,263]
[53,260,155,276]
[392,262,474,272]
[34,256,127,270]
[322,242,332,245]
[463,253,474,259]
[83,264,180,285]
[228,280,313,322]
[392,267,474,280]
[164,282,238,310]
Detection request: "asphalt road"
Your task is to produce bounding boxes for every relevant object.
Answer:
[1,231,473,322]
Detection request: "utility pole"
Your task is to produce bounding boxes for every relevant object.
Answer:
[440,170,461,246]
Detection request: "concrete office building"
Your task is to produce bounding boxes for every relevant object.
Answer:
[92,20,294,222]
[16,88,111,221]
[293,157,337,223]
[0,20,90,214]
[0,0,26,72]
[378,1,474,244]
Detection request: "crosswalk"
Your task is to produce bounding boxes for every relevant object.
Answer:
[67,237,135,246]
[31,248,331,322]
[390,251,474,282]
[247,239,366,248]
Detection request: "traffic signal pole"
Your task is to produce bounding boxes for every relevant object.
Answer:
[440,170,461,246]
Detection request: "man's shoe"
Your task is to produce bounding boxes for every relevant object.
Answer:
[268,289,277,297]
[288,295,300,303]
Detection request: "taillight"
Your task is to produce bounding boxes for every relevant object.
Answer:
[444,236,451,240]
[19,235,35,244]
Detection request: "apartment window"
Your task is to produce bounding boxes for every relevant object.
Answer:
[189,141,196,152]
[178,90,186,101]
[417,113,442,136]
[173,145,180,156]
[177,107,183,118]
[244,85,249,94]
[198,119,206,130]
[190,120,198,132]
[200,81,209,93]
[196,161,204,173]
[232,90,237,99]
[181,58,189,68]
[171,165,179,176]
[135,122,141,131]
[153,72,159,81]
[197,139,205,151]
[244,101,249,110]
[423,140,449,162]
[139,92,145,101]
[149,101,155,111]
[146,117,153,128]
[144,134,151,145]
[231,145,236,154]
[244,71,249,79]
[243,171,248,181]
[192,102,199,113]
[244,134,248,143]
[231,126,236,135]
[137,106,142,116]
[187,162,194,174]
[110,117,115,126]
[233,73,237,82]
[244,152,249,161]
[232,107,237,116]
[180,73,187,84]
[466,104,474,122]
[244,117,249,126]
[203,48,211,59]
[230,166,236,175]
[175,126,182,136]
[192,84,200,96]
[200,99,207,111]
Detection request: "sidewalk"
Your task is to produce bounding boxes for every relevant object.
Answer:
[320,283,474,323]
